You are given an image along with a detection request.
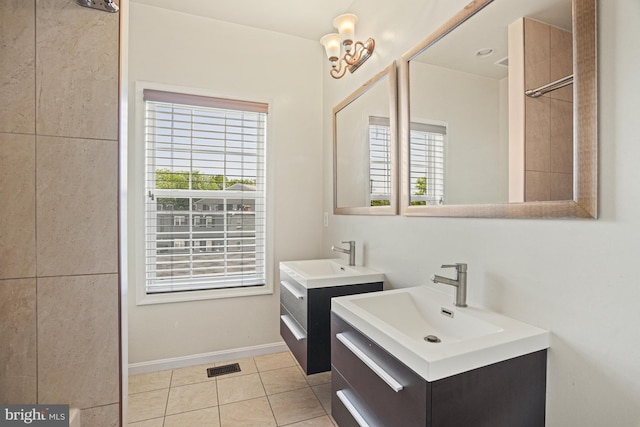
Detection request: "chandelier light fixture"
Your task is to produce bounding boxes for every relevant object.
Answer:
[320,14,375,79]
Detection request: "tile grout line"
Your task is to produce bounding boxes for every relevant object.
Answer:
[161,369,174,426]
[256,359,280,427]
[33,0,38,407]
[215,370,221,427]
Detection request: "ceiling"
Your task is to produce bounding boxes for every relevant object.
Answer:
[414,0,573,80]
[129,0,573,80]
[130,0,356,41]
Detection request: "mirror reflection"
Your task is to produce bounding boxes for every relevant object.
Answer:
[334,63,397,215]
[407,0,573,206]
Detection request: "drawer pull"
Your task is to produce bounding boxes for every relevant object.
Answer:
[281,315,306,341]
[336,390,371,427]
[281,280,304,299]
[336,333,404,392]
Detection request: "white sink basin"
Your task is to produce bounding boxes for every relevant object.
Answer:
[332,285,549,381]
[280,259,384,289]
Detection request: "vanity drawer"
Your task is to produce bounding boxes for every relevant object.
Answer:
[332,367,385,427]
[280,304,308,372]
[279,272,308,329]
[331,313,429,427]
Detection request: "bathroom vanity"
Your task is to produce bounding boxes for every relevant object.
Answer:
[330,286,550,427]
[279,259,384,374]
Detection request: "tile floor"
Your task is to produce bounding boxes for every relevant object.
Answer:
[128,351,337,427]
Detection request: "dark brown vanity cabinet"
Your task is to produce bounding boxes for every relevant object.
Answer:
[279,270,382,375]
[331,313,547,427]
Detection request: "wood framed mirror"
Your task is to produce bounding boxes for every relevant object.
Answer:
[399,0,597,218]
[333,62,398,215]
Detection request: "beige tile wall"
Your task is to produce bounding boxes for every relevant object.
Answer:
[0,278,37,404]
[36,136,118,277]
[0,134,36,279]
[0,1,35,134]
[524,18,574,201]
[0,0,120,425]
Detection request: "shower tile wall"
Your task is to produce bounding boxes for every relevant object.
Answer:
[0,0,120,425]
[524,18,574,201]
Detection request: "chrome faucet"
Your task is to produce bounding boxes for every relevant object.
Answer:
[431,263,468,307]
[332,240,356,266]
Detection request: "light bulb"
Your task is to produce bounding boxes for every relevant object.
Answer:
[333,14,357,49]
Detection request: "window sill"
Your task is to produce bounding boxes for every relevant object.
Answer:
[136,283,273,305]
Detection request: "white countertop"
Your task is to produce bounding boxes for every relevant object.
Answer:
[280,259,385,289]
[332,285,550,381]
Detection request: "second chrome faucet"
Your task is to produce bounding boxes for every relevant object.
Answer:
[431,263,468,307]
[332,240,356,266]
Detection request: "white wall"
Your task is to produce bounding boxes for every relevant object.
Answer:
[127,3,324,363]
[322,1,640,426]
[409,61,505,204]
[335,76,391,208]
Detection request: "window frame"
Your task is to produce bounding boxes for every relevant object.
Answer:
[408,120,447,206]
[131,82,274,305]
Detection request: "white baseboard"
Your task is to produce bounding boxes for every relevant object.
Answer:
[128,341,289,375]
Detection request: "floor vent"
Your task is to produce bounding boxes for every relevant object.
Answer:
[207,363,241,378]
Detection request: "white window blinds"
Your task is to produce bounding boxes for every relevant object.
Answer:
[143,89,267,294]
[369,116,392,206]
[409,122,446,205]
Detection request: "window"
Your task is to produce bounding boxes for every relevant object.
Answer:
[409,122,446,205]
[143,89,267,295]
[368,116,392,206]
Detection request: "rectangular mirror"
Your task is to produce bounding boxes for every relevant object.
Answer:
[334,62,398,215]
[400,0,597,218]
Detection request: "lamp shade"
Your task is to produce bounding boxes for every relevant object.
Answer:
[320,33,341,60]
[333,13,357,45]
